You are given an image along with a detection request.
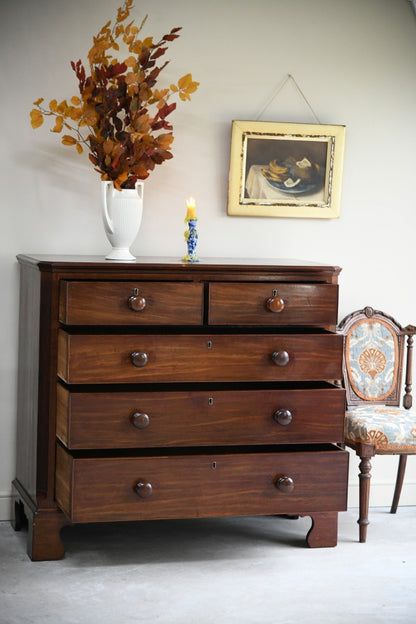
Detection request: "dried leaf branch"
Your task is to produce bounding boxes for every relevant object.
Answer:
[30,0,199,189]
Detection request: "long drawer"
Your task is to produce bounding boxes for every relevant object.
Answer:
[57,385,345,449]
[208,283,338,328]
[56,444,349,523]
[57,331,343,384]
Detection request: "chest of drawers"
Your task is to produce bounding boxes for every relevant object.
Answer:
[12,256,348,560]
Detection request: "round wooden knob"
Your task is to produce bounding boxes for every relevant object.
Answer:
[132,412,150,429]
[128,294,146,312]
[130,351,148,367]
[134,481,153,498]
[272,350,290,366]
[273,409,292,426]
[275,476,295,493]
[266,296,285,313]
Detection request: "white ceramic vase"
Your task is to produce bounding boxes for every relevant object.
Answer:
[101,180,144,261]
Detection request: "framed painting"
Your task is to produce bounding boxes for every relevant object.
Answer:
[227,120,345,219]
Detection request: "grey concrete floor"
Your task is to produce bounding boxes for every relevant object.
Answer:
[0,507,415,624]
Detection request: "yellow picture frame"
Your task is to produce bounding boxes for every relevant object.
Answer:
[227,120,345,219]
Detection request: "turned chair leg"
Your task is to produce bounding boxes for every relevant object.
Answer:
[358,455,372,543]
[391,455,407,514]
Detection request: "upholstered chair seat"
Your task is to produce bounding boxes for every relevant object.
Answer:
[345,405,416,452]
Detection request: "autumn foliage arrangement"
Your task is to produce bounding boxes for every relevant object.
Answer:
[30,0,199,190]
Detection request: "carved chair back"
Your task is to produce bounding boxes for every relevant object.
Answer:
[339,306,414,410]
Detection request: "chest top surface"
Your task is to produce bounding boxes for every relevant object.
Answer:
[17,255,341,284]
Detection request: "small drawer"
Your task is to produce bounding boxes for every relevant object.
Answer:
[57,331,343,384]
[57,385,346,449]
[56,444,349,523]
[59,281,204,325]
[208,283,338,329]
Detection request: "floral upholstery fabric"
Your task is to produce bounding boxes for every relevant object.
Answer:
[345,318,399,401]
[345,405,416,452]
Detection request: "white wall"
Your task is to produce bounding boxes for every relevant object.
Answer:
[1,0,415,520]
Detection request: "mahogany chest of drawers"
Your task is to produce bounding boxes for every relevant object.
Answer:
[12,255,348,560]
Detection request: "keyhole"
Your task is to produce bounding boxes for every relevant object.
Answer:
[212,462,217,469]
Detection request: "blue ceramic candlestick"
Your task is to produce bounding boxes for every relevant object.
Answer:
[183,218,199,263]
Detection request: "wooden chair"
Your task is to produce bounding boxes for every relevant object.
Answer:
[338,306,416,542]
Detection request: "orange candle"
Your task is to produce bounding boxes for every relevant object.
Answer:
[186,197,196,220]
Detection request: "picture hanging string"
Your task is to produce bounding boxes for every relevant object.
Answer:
[255,73,321,124]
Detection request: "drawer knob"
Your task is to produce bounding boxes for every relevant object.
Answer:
[266,295,285,313]
[272,350,290,366]
[130,351,148,367]
[132,412,150,429]
[128,294,147,312]
[275,476,295,493]
[134,481,153,498]
[273,409,292,426]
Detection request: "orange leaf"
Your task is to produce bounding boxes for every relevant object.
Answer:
[33,97,44,106]
[71,96,81,106]
[103,138,114,154]
[76,143,83,154]
[30,109,44,129]
[49,99,58,112]
[155,132,174,150]
[61,135,77,146]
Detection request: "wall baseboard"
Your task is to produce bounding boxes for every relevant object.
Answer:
[0,493,13,523]
[347,482,416,509]
[1,485,415,522]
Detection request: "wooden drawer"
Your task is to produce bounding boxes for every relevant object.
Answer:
[57,385,345,449]
[57,331,343,384]
[56,444,348,523]
[208,283,338,329]
[59,281,204,325]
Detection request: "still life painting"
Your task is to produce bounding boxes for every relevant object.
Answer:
[227,120,345,219]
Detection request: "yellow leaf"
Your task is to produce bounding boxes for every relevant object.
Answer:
[177,74,199,95]
[114,170,129,190]
[170,84,178,92]
[124,56,137,67]
[61,135,77,146]
[178,74,192,89]
[33,97,44,106]
[30,109,44,129]
[125,20,134,35]
[49,99,58,112]
[71,96,81,106]
[68,107,82,122]
[76,143,83,154]
[57,100,68,115]
[98,20,111,36]
[51,116,64,132]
